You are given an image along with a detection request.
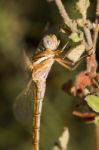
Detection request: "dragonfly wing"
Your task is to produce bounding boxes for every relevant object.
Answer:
[23,50,33,70]
[13,79,33,125]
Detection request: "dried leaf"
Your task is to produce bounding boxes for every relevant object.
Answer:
[76,0,90,19]
[77,19,93,29]
[66,44,85,63]
[59,128,69,150]
[85,95,99,113]
[69,20,78,31]
[76,19,84,27]
[52,128,69,150]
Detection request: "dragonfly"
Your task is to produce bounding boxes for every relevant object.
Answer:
[14,34,86,150]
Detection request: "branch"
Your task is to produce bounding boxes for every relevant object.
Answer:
[95,125,99,150]
[54,0,77,32]
[94,2,99,150]
[83,24,93,49]
[93,0,99,54]
[54,0,70,24]
[86,0,99,74]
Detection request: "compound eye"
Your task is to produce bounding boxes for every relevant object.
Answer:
[46,39,52,46]
[43,34,59,50]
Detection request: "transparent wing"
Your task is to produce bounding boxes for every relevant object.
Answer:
[13,79,33,125]
[22,50,33,70]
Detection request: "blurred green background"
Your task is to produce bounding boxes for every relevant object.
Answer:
[0,0,99,150]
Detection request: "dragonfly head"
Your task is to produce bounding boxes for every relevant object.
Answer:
[43,34,60,50]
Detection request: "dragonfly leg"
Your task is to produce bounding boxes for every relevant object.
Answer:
[55,57,83,71]
[60,41,69,54]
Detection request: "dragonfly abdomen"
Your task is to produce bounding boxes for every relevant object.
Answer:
[32,80,46,150]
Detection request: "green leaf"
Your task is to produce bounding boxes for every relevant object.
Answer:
[85,95,99,113]
[69,32,81,42]
[76,0,90,19]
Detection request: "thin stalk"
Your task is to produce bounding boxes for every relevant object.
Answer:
[86,0,99,73]
[82,17,93,49]
[93,0,99,54]
[95,125,99,150]
[54,0,76,32]
[54,0,70,24]
[83,25,93,48]
[94,1,99,150]
[54,0,90,48]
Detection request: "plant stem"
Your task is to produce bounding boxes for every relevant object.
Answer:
[54,0,70,24]
[94,2,99,150]
[54,0,76,32]
[86,0,99,74]
[95,125,99,150]
[82,15,93,49]
[83,24,93,48]
[93,0,99,54]
[96,0,99,17]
